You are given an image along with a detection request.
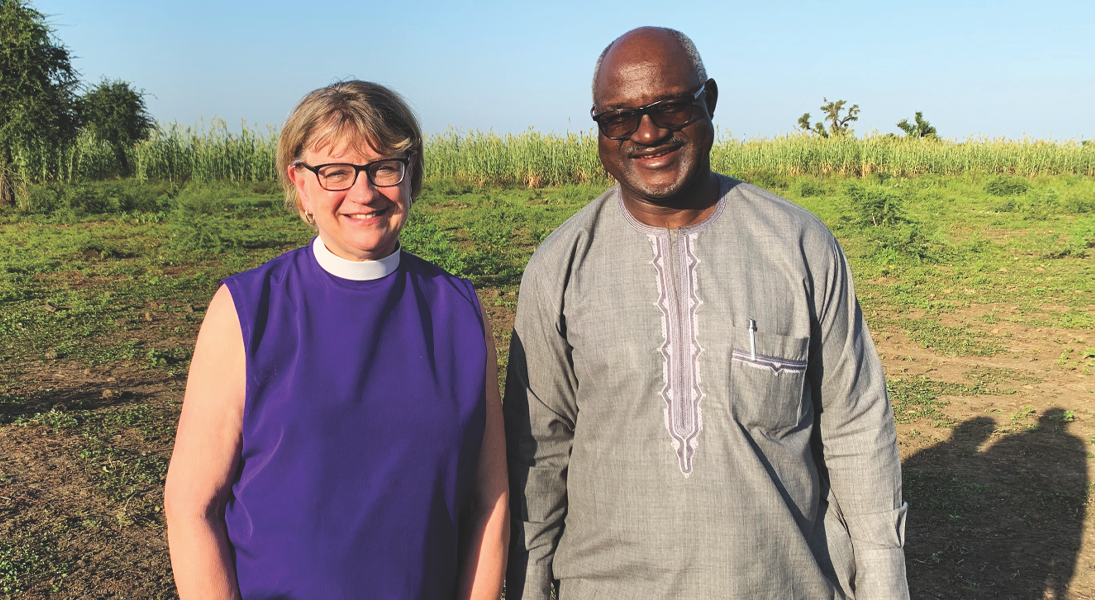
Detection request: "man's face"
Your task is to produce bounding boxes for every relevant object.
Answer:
[593,34,715,205]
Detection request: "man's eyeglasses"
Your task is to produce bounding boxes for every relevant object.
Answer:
[294,155,413,191]
[591,82,708,141]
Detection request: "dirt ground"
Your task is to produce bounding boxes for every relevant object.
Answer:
[1,296,1092,598]
[877,304,1094,599]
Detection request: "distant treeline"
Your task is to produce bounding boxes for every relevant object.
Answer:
[9,121,1095,190]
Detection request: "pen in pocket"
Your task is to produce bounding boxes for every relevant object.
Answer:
[748,319,757,360]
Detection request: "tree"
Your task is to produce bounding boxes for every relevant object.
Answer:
[80,78,154,175]
[797,98,859,138]
[896,111,937,139]
[820,98,859,137]
[797,112,829,138]
[0,0,80,204]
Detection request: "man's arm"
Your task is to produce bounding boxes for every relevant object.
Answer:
[810,241,909,600]
[502,269,578,600]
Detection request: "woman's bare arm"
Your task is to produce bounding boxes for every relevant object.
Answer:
[457,310,511,600]
[164,285,245,599]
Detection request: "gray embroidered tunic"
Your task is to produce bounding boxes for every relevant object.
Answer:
[504,176,908,599]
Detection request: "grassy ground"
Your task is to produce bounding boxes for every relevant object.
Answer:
[0,174,1093,598]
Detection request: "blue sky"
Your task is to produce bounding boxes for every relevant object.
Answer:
[32,0,1095,140]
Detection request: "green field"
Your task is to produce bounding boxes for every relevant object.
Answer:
[9,124,1095,194]
[1,169,1093,597]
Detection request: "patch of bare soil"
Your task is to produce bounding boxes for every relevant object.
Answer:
[0,421,176,598]
[477,290,516,346]
[877,309,1095,599]
[1,326,185,597]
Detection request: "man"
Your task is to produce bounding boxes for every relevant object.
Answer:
[503,26,908,599]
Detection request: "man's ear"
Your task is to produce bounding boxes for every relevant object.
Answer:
[704,79,718,119]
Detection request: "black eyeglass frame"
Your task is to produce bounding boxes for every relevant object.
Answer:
[590,81,709,141]
[294,154,414,191]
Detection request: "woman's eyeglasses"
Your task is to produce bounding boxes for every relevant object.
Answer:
[295,155,412,191]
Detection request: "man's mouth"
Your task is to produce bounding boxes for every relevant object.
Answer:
[629,142,682,161]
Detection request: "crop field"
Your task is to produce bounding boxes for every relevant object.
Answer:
[0,165,1093,597]
[12,124,1095,192]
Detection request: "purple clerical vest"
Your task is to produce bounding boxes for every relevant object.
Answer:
[221,244,486,599]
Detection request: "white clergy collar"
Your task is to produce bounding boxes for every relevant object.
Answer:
[311,237,400,281]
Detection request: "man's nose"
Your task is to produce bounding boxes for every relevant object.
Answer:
[630,113,672,146]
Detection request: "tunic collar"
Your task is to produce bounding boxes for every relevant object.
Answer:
[311,237,401,281]
[617,175,732,236]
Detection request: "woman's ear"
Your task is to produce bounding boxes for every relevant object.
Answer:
[288,163,312,214]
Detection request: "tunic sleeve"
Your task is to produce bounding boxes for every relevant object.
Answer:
[503,262,578,600]
[809,236,909,600]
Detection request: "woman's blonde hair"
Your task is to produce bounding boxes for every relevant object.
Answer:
[276,81,424,221]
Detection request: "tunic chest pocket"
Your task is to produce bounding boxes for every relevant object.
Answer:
[729,328,811,432]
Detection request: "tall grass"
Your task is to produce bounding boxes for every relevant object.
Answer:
[712,135,1095,178]
[426,128,606,186]
[5,126,1094,190]
[133,119,279,183]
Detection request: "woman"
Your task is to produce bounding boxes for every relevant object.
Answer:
[164,81,508,599]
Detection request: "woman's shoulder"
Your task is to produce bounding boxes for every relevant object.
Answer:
[400,251,480,307]
[223,244,312,287]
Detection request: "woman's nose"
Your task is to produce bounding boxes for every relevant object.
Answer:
[345,170,381,201]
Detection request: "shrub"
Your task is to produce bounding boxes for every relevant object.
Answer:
[843,182,909,228]
[17,184,64,213]
[165,184,242,253]
[984,176,1030,197]
[742,171,789,190]
[1059,191,1094,214]
[868,223,940,264]
[793,179,826,198]
[16,181,169,215]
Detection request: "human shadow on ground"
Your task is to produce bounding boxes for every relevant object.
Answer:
[0,386,139,421]
[903,409,1087,599]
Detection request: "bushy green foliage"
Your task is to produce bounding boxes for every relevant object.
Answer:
[0,0,81,202]
[16,180,170,215]
[1059,191,1094,214]
[741,171,789,190]
[798,98,860,138]
[792,179,826,198]
[984,176,1031,196]
[841,181,945,263]
[79,79,153,175]
[165,185,244,253]
[993,184,1093,218]
[844,182,909,228]
[418,178,477,199]
[896,112,938,138]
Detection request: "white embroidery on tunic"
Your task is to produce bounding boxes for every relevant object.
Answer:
[619,185,728,477]
[646,231,704,476]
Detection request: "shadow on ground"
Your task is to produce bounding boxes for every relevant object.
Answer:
[903,408,1087,598]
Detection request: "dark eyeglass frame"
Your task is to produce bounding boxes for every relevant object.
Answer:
[294,154,414,191]
[591,81,709,141]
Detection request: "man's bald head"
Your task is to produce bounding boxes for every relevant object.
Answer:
[591,27,707,102]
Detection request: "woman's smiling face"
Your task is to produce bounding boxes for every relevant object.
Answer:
[289,138,413,261]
